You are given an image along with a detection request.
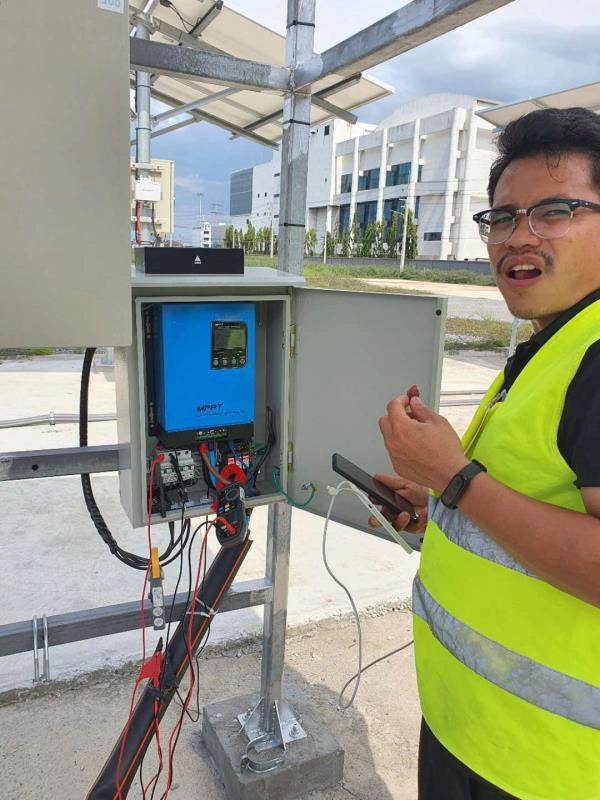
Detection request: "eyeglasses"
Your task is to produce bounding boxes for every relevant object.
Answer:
[473,198,600,245]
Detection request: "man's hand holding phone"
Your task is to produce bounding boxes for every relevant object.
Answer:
[368,473,428,534]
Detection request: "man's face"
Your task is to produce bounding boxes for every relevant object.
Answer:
[488,152,600,330]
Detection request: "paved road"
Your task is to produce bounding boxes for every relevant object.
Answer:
[366,278,513,321]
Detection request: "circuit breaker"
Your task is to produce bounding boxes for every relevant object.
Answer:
[116,268,446,534]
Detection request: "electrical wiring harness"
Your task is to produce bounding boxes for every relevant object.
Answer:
[86,535,252,800]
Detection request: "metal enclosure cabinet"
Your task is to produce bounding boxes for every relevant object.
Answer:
[0,1,132,347]
[116,269,446,538]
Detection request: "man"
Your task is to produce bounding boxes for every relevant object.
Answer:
[374,107,600,799]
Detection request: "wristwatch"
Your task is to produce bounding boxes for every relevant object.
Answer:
[440,460,486,509]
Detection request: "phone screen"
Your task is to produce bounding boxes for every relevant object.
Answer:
[332,453,417,520]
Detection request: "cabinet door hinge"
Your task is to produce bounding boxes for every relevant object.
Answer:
[287,442,293,471]
[289,324,296,357]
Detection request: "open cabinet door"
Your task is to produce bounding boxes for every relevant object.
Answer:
[288,287,446,549]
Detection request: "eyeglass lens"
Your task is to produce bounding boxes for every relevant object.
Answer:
[479,202,573,244]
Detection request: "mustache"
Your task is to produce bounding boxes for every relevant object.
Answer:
[495,250,554,273]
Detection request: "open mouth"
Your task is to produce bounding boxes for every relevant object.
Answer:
[506,265,542,282]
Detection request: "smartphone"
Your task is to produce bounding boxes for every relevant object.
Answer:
[331,453,418,522]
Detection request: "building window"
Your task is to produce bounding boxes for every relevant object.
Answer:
[418,164,423,182]
[414,196,421,220]
[340,173,352,194]
[274,193,280,198]
[230,168,253,216]
[264,192,267,197]
[386,162,411,187]
[358,167,380,191]
[356,201,377,230]
[339,204,351,233]
[274,172,280,177]
[324,124,330,136]
[257,193,260,198]
[383,197,406,238]
[424,232,442,241]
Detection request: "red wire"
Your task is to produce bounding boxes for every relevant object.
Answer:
[161,522,214,799]
[115,454,164,799]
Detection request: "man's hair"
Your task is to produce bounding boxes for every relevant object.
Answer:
[488,107,600,203]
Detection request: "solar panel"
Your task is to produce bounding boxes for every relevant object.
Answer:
[130,0,393,146]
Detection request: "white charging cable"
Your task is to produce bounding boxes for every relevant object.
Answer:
[322,480,414,709]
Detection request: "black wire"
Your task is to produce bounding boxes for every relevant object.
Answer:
[80,348,193,571]
[173,521,208,723]
[246,406,276,486]
[160,0,194,32]
[146,509,191,800]
[153,522,212,800]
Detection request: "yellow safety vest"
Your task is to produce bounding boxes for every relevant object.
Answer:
[414,299,600,800]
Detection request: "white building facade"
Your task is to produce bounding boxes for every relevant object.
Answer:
[230,94,500,260]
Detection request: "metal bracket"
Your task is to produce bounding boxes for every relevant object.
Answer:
[32,615,50,684]
[241,734,285,774]
[238,697,306,751]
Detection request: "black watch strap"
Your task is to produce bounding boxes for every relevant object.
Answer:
[440,460,486,510]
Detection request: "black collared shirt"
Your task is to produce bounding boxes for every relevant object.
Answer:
[503,288,600,488]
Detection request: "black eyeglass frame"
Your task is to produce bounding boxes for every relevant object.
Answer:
[472,198,600,243]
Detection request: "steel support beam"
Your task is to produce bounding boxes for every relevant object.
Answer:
[293,0,515,88]
[130,37,291,93]
[312,95,357,124]
[0,579,272,658]
[152,88,237,125]
[315,73,362,99]
[0,445,119,481]
[148,86,279,149]
[188,0,223,36]
[130,7,222,53]
[132,117,200,145]
[230,73,362,140]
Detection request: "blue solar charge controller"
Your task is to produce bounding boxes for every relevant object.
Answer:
[149,302,255,444]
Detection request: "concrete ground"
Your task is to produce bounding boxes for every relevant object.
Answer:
[0,609,419,800]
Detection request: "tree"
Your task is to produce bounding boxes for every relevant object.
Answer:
[224,224,234,249]
[244,220,256,254]
[373,219,386,258]
[304,228,317,256]
[360,222,377,257]
[403,209,418,260]
[325,228,336,258]
[350,215,361,257]
[386,212,400,259]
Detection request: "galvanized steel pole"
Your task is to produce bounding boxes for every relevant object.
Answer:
[260,0,315,734]
[277,0,315,276]
[135,11,156,245]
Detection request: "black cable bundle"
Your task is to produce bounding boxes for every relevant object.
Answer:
[86,536,252,800]
[80,348,190,570]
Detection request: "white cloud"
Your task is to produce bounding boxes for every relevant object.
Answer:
[174,175,227,194]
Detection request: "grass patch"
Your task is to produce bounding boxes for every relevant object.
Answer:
[446,318,533,351]
[244,255,494,286]
[304,272,415,294]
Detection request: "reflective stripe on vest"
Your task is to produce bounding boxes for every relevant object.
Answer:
[428,498,534,577]
[413,575,600,730]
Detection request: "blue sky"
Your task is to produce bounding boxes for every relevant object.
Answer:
[136,0,600,242]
